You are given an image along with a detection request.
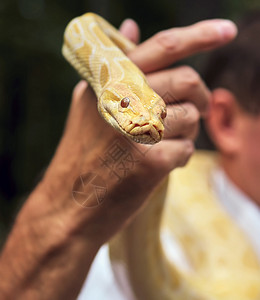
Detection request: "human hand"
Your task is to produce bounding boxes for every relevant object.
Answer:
[0,18,237,300]
[119,18,237,175]
[35,18,237,243]
[54,18,237,182]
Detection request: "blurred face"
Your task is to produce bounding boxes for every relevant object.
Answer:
[236,112,260,203]
[206,88,260,205]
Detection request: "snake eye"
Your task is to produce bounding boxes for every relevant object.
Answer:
[161,109,167,119]
[121,97,130,108]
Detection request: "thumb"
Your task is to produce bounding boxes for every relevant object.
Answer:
[119,18,140,44]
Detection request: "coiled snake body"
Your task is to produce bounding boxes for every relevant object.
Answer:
[63,13,260,300]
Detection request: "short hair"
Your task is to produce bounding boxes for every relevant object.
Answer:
[197,12,260,149]
[203,11,260,115]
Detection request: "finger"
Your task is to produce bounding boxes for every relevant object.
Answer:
[163,102,199,140]
[129,19,237,73]
[119,19,140,44]
[144,139,194,172]
[66,81,94,134]
[71,80,89,105]
[70,80,96,115]
[147,66,211,115]
[66,80,106,138]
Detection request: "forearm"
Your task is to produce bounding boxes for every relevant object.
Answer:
[0,144,104,299]
[0,191,98,300]
[0,129,159,300]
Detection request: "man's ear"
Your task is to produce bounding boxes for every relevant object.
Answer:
[205,88,241,155]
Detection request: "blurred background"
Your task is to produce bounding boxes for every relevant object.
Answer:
[0,0,260,244]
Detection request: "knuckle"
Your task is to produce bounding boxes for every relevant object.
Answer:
[183,105,200,130]
[148,147,170,171]
[180,66,201,89]
[154,30,178,53]
[187,123,200,140]
[189,106,200,124]
[175,142,194,168]
[176,154,190,168]
[191,123,200,140]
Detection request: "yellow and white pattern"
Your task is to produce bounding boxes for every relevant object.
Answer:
[63,13,260,300]
[110,152,260,300]
[63,13,166,145]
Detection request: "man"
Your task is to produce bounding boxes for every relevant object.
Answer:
[163,14,260,298]
[0,16,237,300]
[79,15,260,300]
[204,13,260,211]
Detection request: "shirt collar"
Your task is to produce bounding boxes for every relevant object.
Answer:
[212,168,260,260]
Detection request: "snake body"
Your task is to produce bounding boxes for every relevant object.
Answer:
[62,13,166,145]
[63,13,260,300]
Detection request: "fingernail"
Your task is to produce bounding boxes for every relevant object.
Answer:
[119,19,134,33]
[216,20,238,39]
[73,80,88,99]
[78,80,88,90]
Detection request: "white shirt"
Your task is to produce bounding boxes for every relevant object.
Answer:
[78,169,260,300]
[212,168,260,258]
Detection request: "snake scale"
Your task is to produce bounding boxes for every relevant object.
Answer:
[62,13,166,145]
[63,13,260,300]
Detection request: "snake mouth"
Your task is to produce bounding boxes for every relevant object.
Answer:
[125,122,163,144]
[103,108,163,144]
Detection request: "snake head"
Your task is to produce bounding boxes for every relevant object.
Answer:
[98,83,167,144]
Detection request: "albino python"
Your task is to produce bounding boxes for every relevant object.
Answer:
[63,13,260,300]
